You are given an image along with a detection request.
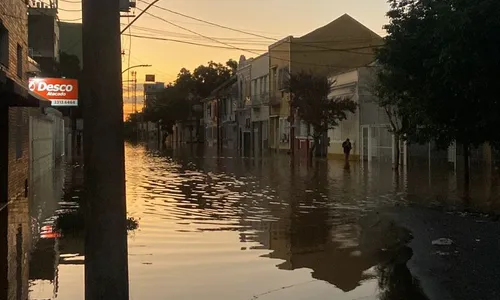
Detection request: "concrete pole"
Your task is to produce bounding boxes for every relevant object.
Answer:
[82,0,129,299]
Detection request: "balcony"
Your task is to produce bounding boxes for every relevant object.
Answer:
[260,93,270,105]
[250,95,262,108]
[269,94,281,106]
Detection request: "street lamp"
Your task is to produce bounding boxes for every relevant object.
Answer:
[122,64,151,74]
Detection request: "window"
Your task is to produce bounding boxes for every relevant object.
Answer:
[16,44,22,78]
[0,25,8,68]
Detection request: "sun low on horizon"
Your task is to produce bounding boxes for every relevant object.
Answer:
[58,0,390,118]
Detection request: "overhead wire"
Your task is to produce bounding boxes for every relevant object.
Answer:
[123,33,268,51]
[131,7,379,68]
[147,0,383,54]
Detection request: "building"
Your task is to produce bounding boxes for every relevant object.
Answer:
[268,14,383,154]
[1,0,52,299]
[236,55,253,156]
[141,81,164,140]
[202,96,217,147]
[28,1,60,75]
[250,53,270,156]
[325,65,401,162]
[200,76,238,150]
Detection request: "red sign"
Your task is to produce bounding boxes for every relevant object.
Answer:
[29,78,79,106]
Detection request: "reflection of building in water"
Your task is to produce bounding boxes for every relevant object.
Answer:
[263,203,389,293]
[28,159,84,299]
[0,197,31,300]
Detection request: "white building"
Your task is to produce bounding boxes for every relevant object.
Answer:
[250,53,270,155]
[327,65,406,164]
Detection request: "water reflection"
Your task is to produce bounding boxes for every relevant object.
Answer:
[0,196,30,300]
[21,143,500,299]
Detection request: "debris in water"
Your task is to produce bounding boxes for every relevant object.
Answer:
[432,238,453,246]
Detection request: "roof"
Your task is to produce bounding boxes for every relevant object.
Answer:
[211,75,237,96]
[299,14,381,41]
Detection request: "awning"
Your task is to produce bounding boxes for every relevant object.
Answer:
[0,72,51,107]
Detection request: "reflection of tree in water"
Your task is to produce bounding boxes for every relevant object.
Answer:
[377,246,428,300]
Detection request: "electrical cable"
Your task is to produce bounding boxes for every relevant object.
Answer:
[145,0,382,54]
[132,8,379,68]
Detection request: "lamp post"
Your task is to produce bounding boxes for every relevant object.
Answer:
[121,64,151,74]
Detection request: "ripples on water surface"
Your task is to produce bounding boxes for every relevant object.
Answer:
[32,143,500,299]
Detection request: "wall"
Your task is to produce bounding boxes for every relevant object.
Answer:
[28,14,58,60]
[290,14,382,76]
[0,0,29,87]
[268,38,292,151]
[327,70,360,158]
[1,3,30,297]
[269,38,291,118]
[250,53,270,123]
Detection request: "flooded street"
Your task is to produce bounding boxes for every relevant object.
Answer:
[26,143,500,300]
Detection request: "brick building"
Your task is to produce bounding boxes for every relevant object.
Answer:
[1,0,49,299]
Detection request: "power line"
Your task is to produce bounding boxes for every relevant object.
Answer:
[151,3,276,42]
[138,8,267,56]
[121,0,160,34]
[146,0,382,54]
[123,33,267,51]
[58,7,82,12]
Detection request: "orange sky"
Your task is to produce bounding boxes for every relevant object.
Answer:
[59,0,390,118]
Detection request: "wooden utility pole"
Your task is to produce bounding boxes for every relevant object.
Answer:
[82,0,129,299]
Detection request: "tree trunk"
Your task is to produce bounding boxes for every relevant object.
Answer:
[463,143,470,200]
[313,135,321,157]
[394,134,400,171]
[306,124,311,164]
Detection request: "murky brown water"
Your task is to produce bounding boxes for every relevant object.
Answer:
[25,143,500,300]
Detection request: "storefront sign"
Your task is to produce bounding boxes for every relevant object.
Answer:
[29,78,79,106]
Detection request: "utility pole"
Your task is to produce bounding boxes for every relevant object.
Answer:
[82,0,129,299]
[132,71,137,113]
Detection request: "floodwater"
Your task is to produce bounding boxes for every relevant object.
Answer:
[19,143,500,299]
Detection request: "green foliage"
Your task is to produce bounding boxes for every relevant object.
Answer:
[143,59,237,127]
[286,71,357,136]
[377,0,500,148]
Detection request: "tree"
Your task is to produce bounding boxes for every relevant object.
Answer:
[377,0,500,190]
[286,71,357,160]
[371,68,406,171]
[142,60,237,142]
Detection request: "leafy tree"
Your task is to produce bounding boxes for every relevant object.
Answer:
[371,68,406,170]
[286,71,357,159]
[142,60,237,142]
[377,0,500,188]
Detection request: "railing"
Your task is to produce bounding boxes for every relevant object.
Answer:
[251,95,262,107]
[269,94,281,106]
[260,93,270,104]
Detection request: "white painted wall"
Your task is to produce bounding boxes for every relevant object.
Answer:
[250,53,270,123]
[327,70,360,156]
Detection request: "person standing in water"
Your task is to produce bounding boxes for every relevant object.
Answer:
[342,138,352,164]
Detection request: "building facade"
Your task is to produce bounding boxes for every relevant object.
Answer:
[1,0,38,299]
[28,1,60,75]
[326,66,399,162]
[236,55,253,156]
[269,14,383,154]
[250,53,270,156]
